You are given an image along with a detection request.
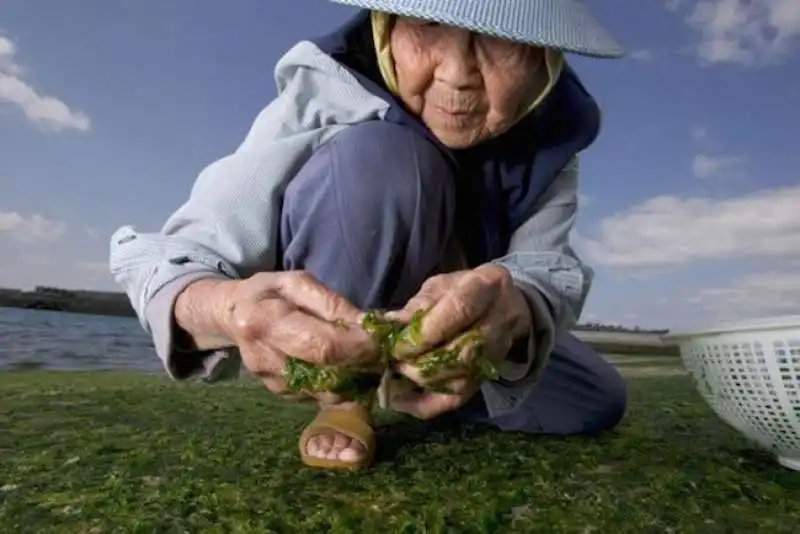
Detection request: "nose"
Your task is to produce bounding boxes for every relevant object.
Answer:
[434,28,481,89]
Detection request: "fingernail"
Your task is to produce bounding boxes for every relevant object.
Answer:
[383,310,404,321]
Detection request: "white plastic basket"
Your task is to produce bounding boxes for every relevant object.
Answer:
[665,315,800,471]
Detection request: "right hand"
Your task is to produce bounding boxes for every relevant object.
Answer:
[189,271,379,400]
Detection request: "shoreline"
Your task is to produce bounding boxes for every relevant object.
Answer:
[0,287,135,318]
[0,287,680,356]
[0,286,671,332]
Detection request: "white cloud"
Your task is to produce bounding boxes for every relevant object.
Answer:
[0,35,90,132]
[677,0,800,64]
[692,269,800,321]
[0,211,68,242]
[0,37,24,77]
[691,153,743,178]
[578,192,594,207]
[577,185,800,267]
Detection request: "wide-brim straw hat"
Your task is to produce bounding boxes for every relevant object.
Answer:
[330,0,624,58]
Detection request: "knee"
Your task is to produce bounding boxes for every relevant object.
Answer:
[284,121,455,227]
[504,337,629,437]
[280,121,456,307]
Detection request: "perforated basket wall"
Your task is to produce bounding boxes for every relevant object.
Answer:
[678,329,800,464]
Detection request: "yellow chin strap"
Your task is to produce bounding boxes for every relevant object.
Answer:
[370,11,565,121]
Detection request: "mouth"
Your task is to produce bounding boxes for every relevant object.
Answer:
[431,104,476,116]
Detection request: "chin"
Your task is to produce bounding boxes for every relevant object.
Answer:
[422,112,486,149]
[438,137,479,149]
[432,128,486,149]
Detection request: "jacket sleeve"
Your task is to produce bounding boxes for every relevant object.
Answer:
[484,155,593,404]
[108,118,333,382]
[107,42,393,381]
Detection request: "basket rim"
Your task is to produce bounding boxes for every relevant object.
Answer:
[664,314,800,340]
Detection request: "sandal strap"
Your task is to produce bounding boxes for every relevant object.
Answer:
[300,403,375,449]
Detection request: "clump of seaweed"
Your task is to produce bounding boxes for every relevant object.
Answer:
[282,310,499,399]
[282,358,380,399]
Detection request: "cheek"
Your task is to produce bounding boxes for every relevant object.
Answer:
[482,52,541,115]
[391,31,434,106]
[394,48,433,96]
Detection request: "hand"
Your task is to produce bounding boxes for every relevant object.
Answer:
[386,265,532,420]
[177,271,379,401]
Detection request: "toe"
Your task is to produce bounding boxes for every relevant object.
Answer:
[327,435,346,460]
[306,436,320,457]
[332,432,350,452]
[309,433,334,458]
[305,432,368,464]
[338,444,361,463]
[338,437,366,463]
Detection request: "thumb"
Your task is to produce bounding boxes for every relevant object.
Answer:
[276,271,364,324]
[384,293,439,324]
[391,388,458,421]
[388,379,427,417]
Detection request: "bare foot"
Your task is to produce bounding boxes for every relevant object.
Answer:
[305,400,371,464]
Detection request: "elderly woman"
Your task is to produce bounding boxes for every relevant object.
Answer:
[110,0,628,470]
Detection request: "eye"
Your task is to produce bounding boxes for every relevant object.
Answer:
[411,17,440,28]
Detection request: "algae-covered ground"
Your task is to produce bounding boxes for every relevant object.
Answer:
[2,365,799,533]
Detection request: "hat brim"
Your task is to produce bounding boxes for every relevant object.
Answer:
[329,0,624,58]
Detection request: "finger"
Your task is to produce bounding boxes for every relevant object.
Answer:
[239,338,346,398]
[467,303,517,363]
[439,377,479,397]
[276,271,364,324]
[245,298,376,367]
[392,338,481,386]
[271,310,376,366]
[384,273,457,322]
[393,303,515,385]
[240,342,287,378]
[383,293,439,323]
[390,388,466,420]
[260,377,319,403]
[261,376,293,396]
[394,271,498,359]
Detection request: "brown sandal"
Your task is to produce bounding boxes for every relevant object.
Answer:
[298,403,376,470]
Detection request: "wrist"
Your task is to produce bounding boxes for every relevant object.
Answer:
[510,283,535,340]
[174,277,238,350]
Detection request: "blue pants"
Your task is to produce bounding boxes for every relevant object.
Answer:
[280,121,627,435]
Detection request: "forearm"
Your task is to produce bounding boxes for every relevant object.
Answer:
[494,155,590,328]
[173,278,237,351]
[485,155,590,386]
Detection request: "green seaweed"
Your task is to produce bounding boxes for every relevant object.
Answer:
[360,310,408,363]
[282,358,380,400]
[283,310,499,399]
[414,330,499,382]
[284,358,351,394]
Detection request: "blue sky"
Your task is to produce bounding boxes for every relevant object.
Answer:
[1,0,799,330]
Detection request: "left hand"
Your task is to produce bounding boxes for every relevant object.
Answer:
[386,265,533,420]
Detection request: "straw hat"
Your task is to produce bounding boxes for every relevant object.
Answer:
[330,0,624,58]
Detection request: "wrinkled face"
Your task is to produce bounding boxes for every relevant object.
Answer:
[390,16,545,149]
